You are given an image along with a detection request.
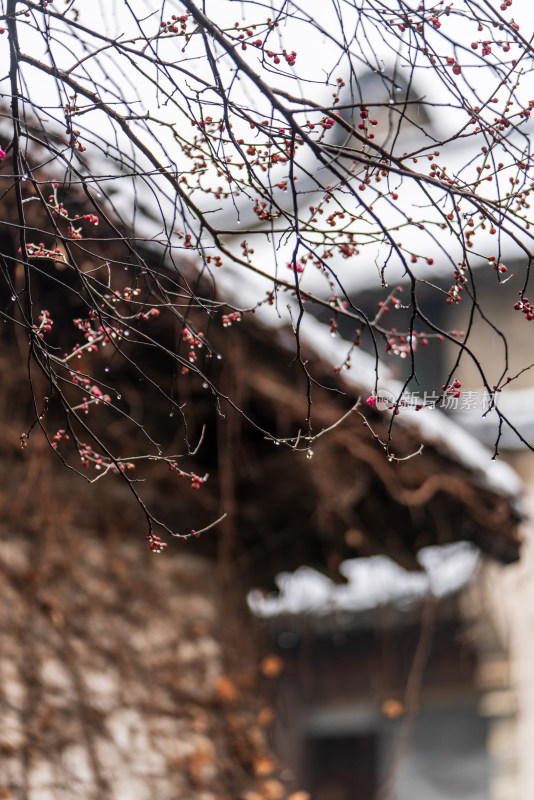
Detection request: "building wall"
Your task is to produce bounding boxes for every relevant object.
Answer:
[0,513,278,800]
[473,450,534,800]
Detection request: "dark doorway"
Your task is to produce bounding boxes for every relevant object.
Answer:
[306,732,378,800]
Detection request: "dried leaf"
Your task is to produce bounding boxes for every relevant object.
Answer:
[257,707,276,728]
[215,674,237,704]
[381,698,405,719]
[260,655,284,679]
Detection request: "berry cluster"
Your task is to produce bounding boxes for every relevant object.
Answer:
[222,312,242,328]
[32,310,53,338]
[514,294,534,321]
[167,461,207,490]
[146,533,168,553]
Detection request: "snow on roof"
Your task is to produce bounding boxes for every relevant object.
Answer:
[215,122,532,301]
[50,118,523,503]
[248,541,480,618]
[58,148,522,613]
[3,16,524,503]
[287,311,523,500]
[455,387,534,450]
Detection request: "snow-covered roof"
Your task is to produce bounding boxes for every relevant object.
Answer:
[6,104,512,499]
[454,387,534,450]
[245,305,522,501]
[2,0,526,522]
[249,541,479,618]
[242,307,520,615]
[13,100,521,502]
